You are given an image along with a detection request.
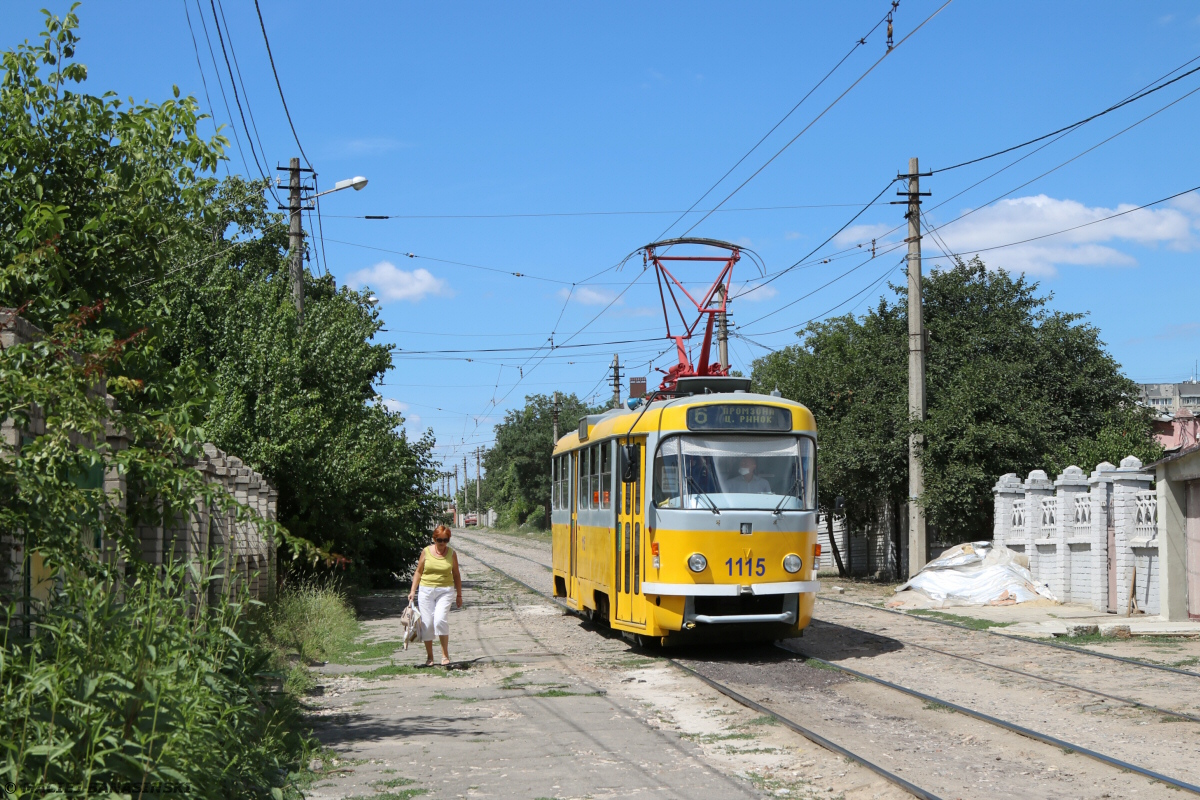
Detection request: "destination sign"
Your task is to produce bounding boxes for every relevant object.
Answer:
[686,404,791,432]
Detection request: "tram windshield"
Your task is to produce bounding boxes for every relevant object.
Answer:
[652,434,816,511]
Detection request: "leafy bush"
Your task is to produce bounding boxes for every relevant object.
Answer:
[0,562,311,800]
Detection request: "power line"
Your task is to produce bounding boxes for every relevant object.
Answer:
[734,177,899,300]
[676,0,955,239]
[182,1,230,177]
[395,337,662,356]
[653,1,898,242]
[252,0,311,168]
[921,182,1200,263]
[745,258,907,339]
[212,0,279,203]
[919,79,1200,249]
[750,49,1200,303]
[206,0,275,192]
[191,0,253,181]
[327,202,875,221]
[932,54,1200,174]
[320,237,576,285]
[739,239,906,330]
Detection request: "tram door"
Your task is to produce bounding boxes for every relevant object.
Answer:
[615,440,646,625]
[569,451,579,603]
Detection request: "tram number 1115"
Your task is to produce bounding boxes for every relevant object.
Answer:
[726,557,765,577]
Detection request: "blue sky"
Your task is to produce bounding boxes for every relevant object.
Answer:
[5,1,1200,473]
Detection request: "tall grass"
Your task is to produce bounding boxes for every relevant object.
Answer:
[0,561,310,799]
[264,580,359,665]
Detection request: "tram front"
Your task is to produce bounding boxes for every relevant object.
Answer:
[640,395,820,643]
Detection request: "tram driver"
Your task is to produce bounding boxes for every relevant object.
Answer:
[734,456,772,494]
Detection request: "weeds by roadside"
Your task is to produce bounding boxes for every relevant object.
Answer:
[1,561,312,799]
[906,609,1017,630]
[260,579,361,695]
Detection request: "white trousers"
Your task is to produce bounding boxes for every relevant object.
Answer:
[418,585,454,640]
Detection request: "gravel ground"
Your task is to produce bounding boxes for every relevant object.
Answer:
[454,528,1200,800]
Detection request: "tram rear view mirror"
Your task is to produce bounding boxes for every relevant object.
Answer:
[620,445,640,483]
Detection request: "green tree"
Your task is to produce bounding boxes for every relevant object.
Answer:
[752,258,1160,544]
[481,393,598,528]
[0,10,310,795]
[151,179,442,585]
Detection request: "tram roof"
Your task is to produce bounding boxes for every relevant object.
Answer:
[552,391,815,455]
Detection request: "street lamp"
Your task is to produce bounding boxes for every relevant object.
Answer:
[284,166,369,325]
[313,176,368,199]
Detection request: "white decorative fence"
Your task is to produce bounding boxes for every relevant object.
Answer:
[993,456,1157,615]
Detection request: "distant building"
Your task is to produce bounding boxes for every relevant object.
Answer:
[1139,381,1200,413]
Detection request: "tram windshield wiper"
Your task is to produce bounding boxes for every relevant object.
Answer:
[686,475,720,515]
[773,473,802,516]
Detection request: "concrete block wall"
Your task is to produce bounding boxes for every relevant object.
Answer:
[993,457,1157,615]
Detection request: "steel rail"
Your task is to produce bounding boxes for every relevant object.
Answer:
[461,532,1200,721]
[820,595,1200,679]
[452,539,945,800]
[835,623,1200,724]
[783,650,1200,796]
[669,660,944,800]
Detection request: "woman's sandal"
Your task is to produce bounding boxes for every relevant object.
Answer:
[423,658,434,667]
[441,657,451,666]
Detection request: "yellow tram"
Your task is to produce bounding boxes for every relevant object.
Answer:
[550,375,820,644]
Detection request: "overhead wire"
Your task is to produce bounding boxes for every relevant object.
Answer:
[675,0,955,239]
[252,0,311,168]
[328,202,874,221]
[205,0,277,198]
[799,49,1200,274]
[191,0,254,182]
[182,1,230,177]
[320,237,576,285]
[212,0,280,203]
[931,55,1200,174]
[921,182,1200,264]
[652,1,899,242]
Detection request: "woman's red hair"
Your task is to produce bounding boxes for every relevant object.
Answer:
[433,524,452,539]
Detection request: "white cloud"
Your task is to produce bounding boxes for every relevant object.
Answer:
[379,398,421,427]
[729,282,778,303]
[559,286,622,306]
[348,261,451,303]
[928,194,1196,276]
[834,223,895,247]
[784,231,804,241]
[336,136,412,156]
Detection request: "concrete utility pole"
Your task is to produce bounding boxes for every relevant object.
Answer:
[901,156,930,577]
[716,284,730,371]
[475,447,482,521]
[551,392,560,444]
[463,455,469,517]
[286,157,305,324]
[611,354,622,408]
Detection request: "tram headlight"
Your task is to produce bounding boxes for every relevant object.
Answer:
[783,554,802,574]
[687,553,708,573]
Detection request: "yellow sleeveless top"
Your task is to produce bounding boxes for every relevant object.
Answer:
[420,545,455,588]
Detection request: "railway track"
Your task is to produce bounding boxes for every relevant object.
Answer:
[454,529,1200,798]
[453,533,944,800]
[821,594,1200,679]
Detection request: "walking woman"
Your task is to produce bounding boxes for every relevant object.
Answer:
[408,525,463,666]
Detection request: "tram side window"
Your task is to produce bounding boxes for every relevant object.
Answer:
[579,449,590,510]
[589,444,601,508]
[554,457,562,510]
[560,455,567,510]
[599,444,612,509]
[552,456,558,510]
[653,437,682,508]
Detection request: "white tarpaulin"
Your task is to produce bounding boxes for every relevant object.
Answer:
[890,541,1058,608]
